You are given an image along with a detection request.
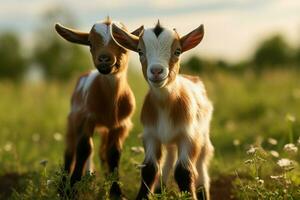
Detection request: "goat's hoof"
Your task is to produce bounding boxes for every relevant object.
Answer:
[109,182,126,200]
[154,184,166,194]
[196,186,207,200]
[112,196,128,200]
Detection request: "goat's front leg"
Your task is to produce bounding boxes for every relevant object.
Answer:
[105,125,129,198]
[63,113,81,175]
[136,135,162,200]
[154,145,177,193]
[58,115,77,197]
[70,121,94,187]
[175,136,200,200]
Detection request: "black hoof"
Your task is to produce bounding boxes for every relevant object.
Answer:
[196,187,207,200]
[110,181,125,200]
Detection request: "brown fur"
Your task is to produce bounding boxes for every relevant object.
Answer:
[71,73,135,128]
[56,19,138,198]
[141,93,158,126]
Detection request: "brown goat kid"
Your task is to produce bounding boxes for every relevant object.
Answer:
[112,22,214,200]
[55,18,143,198]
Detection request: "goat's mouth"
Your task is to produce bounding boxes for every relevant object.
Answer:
[96,64,113,75]
[96,62,120,75]
[149,76,167,83]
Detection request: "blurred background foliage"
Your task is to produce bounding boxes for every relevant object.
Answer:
[0,8,91,82]
[0,32,27,81]
[0,8,300,81]
[2,29,300,80]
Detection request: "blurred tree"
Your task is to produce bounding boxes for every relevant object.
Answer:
[181,55,216,74]
[294,46,300,66]
[0,32,27,80]
[183,56,204,73]
[253,34,292,69]
[32,7,91,80]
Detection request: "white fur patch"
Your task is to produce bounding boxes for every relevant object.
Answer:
[94,23,111,45]
[72,70,99,113]
[82,70,99,94]
[143,133,160,163]
[94,21,123,46]
[142,28,176,87]
[76,76,86,92]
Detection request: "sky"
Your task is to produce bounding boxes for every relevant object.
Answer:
[1,0,300,62]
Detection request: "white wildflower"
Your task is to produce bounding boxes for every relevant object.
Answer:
[270,175,284,180]
[267,138,278,145]
[53,132,62,141]
[247,146,257,155]
[285,113,296,122]
[269,150,279,158]
[40,159,48,167]
[131,146,144,154]
[257,179,264,185]
[4,142,12,152]
[244,159,253,164]
[283,189,287,193]
[277,158,293,168]
[283,143,298,153]
[233,139,240,146]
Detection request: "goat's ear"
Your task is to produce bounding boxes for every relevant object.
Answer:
[131,25,144,36]
[111,24,139,52]
[180,25,204,53]
[55,23,89,46]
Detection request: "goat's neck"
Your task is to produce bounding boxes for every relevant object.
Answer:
[99,63,128,95]
[150,76,179,102]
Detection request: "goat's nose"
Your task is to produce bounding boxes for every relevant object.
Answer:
[98,54,111,63]
[150,67,163,75]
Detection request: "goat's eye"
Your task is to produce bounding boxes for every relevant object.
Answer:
[138,48,144,56]
[174,48,181,56]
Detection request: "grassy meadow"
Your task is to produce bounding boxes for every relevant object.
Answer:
[0,67,299,199]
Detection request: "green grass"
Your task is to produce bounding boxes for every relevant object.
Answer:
[0,68,299,199]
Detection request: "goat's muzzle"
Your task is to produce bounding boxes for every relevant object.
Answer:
[96,64,114,74]
[96,54,117,74]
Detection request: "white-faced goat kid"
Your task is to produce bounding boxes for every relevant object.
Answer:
[112,23,214,200]
[55,19,143,198]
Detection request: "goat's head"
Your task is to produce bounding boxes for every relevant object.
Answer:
[112,21,204,88]
[55,18,143,75]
